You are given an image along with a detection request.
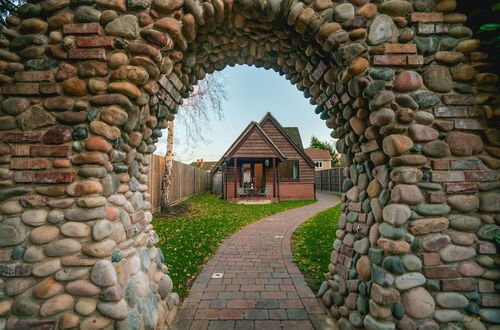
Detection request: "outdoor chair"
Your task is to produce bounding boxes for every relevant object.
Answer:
[258,187,269,197]
[237,188,248,197]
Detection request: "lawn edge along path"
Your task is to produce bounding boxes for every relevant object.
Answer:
[291,202,343,292]
[153,193,316,298]
[173,192,341,330]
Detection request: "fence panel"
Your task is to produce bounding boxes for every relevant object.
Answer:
[314,168,346,193]
[147,155,211,210]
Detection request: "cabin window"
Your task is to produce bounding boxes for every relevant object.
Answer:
[315,161,323,168]
[279,160,299,180]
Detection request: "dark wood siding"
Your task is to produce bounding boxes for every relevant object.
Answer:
[260,119,315,184]
[229,127,281,158]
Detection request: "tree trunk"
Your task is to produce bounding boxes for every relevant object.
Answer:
[160,120,175,213]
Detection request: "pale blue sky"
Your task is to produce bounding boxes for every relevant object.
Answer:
[154,65,334,163]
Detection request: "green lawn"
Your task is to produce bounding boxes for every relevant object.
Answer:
[153,193,315,297]
[291,203,342,292]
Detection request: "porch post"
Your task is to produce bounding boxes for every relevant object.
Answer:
[233,157,237,198]
[277,160,280,200]
[272,158,276,198]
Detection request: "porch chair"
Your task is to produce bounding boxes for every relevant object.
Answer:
[258,187,269,197]
[237,187,248,197]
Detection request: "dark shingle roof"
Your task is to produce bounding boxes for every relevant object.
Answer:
[283,127,304,150]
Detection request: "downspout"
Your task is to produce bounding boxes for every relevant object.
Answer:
[221,168,224,200]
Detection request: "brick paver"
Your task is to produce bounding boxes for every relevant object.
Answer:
[173,193,340,330]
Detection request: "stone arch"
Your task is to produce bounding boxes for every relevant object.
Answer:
[0,0,499,329]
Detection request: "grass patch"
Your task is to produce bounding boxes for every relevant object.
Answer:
[153,193,315,297]
[291,203,342,292]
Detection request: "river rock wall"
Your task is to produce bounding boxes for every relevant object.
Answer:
[0,0,498,329]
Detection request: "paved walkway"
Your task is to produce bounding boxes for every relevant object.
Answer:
[173,192,340,330]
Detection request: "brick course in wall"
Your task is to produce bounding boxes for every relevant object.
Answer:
[0,0,498,329]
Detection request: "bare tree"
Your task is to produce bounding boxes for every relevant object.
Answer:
[160,120,175,212]
[176,73,228,148]
[159,73,228,213]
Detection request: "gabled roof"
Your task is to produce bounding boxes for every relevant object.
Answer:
[210,121,286,174]
[259,112,315,167]
[305,148,332,160]
[283,127,304,150]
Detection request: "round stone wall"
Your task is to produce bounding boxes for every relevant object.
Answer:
[0,0,498,329]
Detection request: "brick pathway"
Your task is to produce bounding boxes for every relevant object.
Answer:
[173,192,340,330]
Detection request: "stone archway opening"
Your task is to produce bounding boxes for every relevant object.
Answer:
[0,0,498,329]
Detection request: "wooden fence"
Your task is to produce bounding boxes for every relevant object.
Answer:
[314,168,346,193]
[147,155,211,210]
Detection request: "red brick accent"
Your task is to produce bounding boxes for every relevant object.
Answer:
[445,183,479,194]
[428,191,446,203]
[464,170,496,182]
[11,145,30,156]
[373,55,406,66]
[441,94,474,105]
[442,279,477,291]
[422,253,442,266]
[431,171,464,182]
[384,44,417,54]
[68,48,107,60]
[39,82,62,95]
[0,132,43,143]
[14,171,75,183]
[63,23,103,34]
[435,24,450,34]
[478,242,496,255]
[454,119,487,130]
[410,12,443,23]
[478,280,495,293]
[30,145,69,157]
[417,23,435,34]
[432,159,450,170]
[76,36,114,47]
[14,71,54,82]
[10,158,50,170]
[407,55,424,66]
[2,83,40,95]
[482,295,500,307]
[434,106,481,118]
[423,266,459,278]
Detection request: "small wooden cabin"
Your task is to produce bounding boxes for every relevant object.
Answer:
[211,113,316,202]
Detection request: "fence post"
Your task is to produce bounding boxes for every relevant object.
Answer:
[328,169,331,192]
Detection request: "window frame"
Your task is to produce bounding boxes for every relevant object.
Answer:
[279,160,300,181]
[315,161,323,168]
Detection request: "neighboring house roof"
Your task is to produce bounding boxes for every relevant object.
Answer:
[305,148,332,160]
[283,127,304,150]
[259,112,315,167]
[190,161,218,171]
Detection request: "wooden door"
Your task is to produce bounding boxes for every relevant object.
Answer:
[254,163,263,191]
